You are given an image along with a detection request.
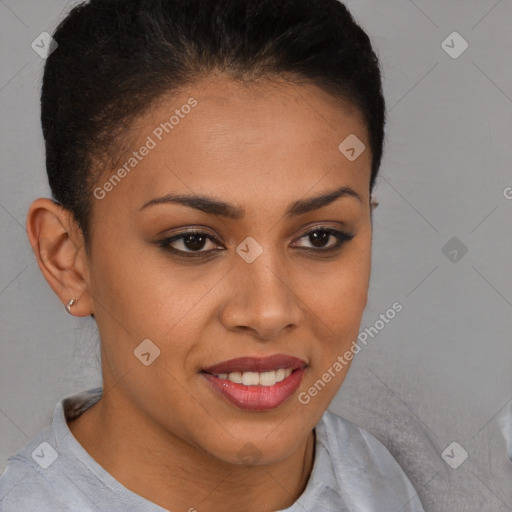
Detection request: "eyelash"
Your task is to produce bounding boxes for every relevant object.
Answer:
[156,227,355,259]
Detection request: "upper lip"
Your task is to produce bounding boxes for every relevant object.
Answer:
[202,354,307,374]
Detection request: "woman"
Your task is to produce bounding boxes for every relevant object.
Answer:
[0,0,425,510]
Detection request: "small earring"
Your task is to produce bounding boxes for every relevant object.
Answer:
[65,298,77,314]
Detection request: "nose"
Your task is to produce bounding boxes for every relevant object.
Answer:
[219,249,304,341]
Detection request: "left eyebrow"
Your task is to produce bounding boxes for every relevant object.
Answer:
[139,185,363,219]
[285,186,363,218]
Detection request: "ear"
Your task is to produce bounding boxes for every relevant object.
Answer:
[26,198,93,317]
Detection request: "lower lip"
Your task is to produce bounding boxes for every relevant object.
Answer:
[201,368,306,411]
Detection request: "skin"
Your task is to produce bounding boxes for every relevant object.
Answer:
[26,74,377,512]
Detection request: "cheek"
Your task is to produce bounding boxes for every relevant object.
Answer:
[88,236,215,363]
[307,235,371,330]
[300,264,370,411]
[305,234,371,376]
[87,234,174,348]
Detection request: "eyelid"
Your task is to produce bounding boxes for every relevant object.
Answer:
[294,221,350,237]
[156,225,221,240]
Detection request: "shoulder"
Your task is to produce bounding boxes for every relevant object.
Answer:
[320,408,402,458]
[315,409,425,512]
[0,432,69,512]
[0,388,104,512]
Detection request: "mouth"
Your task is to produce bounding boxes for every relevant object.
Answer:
[200,354,307,411]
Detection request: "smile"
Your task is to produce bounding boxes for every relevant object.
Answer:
[201,354,307,411]
[211,368,293,386]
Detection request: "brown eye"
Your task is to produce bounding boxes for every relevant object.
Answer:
[158,230,223,256]
[305,230,331,248]
[292,228,354,252]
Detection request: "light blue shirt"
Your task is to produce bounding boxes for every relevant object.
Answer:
[0,387,425,511]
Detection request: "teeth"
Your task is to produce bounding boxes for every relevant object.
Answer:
[259,371,276,386]
[228,371,242,383]
[241,372,259,385]
[214,368,293,386]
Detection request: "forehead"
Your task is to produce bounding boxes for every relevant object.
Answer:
[155,75,368,156]
[93,76,371,218]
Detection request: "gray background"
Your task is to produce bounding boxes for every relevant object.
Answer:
[1,1,511,511]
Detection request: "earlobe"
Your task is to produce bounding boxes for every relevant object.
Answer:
[26,198,93,317]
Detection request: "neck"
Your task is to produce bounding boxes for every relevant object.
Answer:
[67,391,316,512]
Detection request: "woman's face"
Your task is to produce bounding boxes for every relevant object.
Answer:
[84,76,373,465]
